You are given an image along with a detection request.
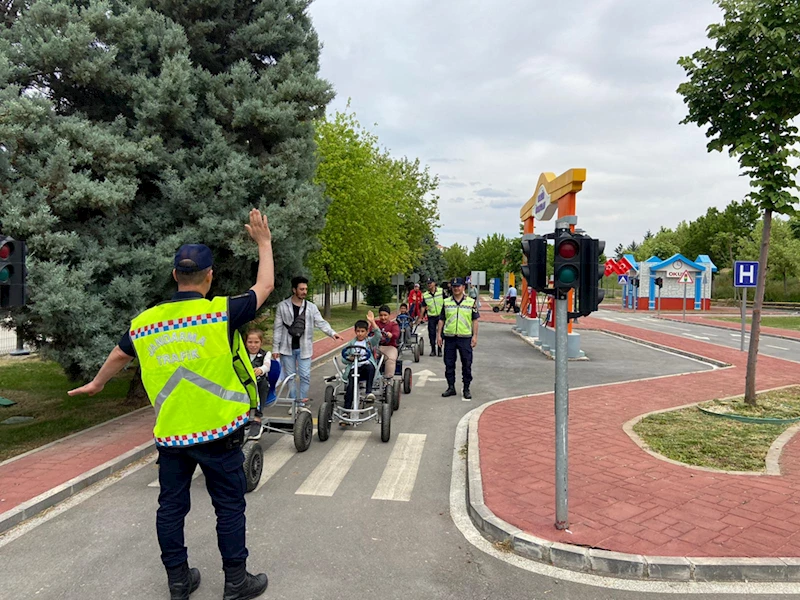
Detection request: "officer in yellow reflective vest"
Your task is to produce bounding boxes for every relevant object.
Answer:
[436,277,480,399]
[417,278,444,357]
[69,209,274,600]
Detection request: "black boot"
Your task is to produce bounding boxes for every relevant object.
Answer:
[437,347,442,357]
[463,386,472,400]
[166,562,201,600]
[442,386,456,397]
[429,349,437,357]
[222,562,268,600]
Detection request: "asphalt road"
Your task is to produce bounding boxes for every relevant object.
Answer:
[594,310,800,363]
[1,323,792,600]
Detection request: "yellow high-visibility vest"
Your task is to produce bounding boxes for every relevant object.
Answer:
[443,296,475,337]
[422,287,444,317]
[130,296,258,447]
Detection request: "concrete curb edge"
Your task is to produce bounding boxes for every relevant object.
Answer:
[465,398,800,582]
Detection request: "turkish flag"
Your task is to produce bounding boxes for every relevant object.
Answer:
[616,256,633,274]
[604,259,616,277]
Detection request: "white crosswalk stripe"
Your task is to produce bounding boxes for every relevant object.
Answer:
[253,436,296,492]
[295,431,370,497]
[371,433,426,502]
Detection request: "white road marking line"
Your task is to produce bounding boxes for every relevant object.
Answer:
[148,466,202,488]
[295,431,369,497]
[254,436,296,492]
[656,324,691,332]
[685,334,710,340]
[371,433,426,502]
[767,345,790,351]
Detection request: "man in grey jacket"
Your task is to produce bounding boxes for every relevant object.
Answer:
[273,276,341,403]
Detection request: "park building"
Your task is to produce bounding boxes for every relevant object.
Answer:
[619,253,717,312]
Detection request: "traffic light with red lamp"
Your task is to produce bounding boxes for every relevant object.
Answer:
[553,230,581,297]
[576,237,606,317]
[0,234,27,308]
[520,234,547,292]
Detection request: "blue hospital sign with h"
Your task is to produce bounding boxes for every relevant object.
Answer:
[734,261,759,288]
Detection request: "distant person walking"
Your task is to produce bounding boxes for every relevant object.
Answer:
[69,209,274,600]
[272,276,341,404]
[505,285,518,312]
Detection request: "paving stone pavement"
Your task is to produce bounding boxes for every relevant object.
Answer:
[477,315,800,560]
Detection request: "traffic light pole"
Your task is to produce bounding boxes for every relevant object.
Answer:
[554,291,569,530]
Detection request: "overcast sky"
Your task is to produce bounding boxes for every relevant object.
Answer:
[308,0,750,253]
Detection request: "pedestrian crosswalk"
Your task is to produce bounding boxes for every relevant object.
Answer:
[146,430,428,503]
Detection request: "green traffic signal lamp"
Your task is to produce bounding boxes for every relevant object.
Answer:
[553,234,581,291]
[0,266,10,283]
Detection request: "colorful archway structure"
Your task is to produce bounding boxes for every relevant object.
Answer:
[519,168,587,318]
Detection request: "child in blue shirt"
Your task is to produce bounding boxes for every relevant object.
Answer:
[395,302,413,346]
[340,312,381,420]
[245,328,281,440]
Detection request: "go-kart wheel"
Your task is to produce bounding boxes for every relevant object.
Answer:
[403,368,412,394]
[242,441,263,492]
[392,379,401,412]
[318,401,332,442]
[419,338,425,356]
[380,401,391,442]
[413,344,420,363]
[294,409,313,452]
[324,384,335,404]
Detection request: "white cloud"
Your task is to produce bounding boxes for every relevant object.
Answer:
[309,0,749,252]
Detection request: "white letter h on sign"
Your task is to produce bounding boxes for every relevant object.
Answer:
[739,265,755,285]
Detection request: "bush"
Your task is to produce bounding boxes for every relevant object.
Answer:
[364,281,394,307]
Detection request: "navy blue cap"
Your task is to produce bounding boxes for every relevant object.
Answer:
[426,278,436,284]
[451,277,465,286]
[174,244,213,272]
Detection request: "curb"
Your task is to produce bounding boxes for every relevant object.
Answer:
[656,316,800,344]
[0,440,154,535]
[465,398,800,582]
[0,332,353,536]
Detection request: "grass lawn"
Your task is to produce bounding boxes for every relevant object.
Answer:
[0,358,142,461]
[708,316,800,331]
[633,387,800,472]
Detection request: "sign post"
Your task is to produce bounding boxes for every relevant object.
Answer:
[734,261,759,351]
[391,273,405,310]
[678,271,693,321]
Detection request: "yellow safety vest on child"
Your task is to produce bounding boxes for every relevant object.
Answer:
[442,296,476,337]
[130,296,258,447]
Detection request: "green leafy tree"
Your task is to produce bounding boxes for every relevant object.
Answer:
[613,243,625,259]
[469,233,509,279]
[442,243,470,280]
[678,0,800,404]
[0,0,333,380]
[412,234,447,283]
[636,227,682,262]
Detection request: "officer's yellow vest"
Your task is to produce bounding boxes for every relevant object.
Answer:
[130,296,258,447]
[443,296,475,337]
[422,287,444,317]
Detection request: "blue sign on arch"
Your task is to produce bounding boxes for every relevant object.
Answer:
[734,261,759,288]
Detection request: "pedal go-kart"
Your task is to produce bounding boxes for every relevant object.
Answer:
[241,373,313,492]
[397,322,424,363]
[317,346,392,443]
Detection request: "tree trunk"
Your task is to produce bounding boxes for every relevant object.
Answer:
[351,285,358,310]
[744,208,772,406]
[323,281,332,319]
[125,367,150,408]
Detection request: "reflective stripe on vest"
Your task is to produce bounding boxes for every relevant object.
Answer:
[423,288,444,316]
[130,296,258,447]
[443,296,475,337]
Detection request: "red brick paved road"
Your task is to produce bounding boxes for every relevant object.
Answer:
[0,329,355,521]
[479,316,800,557]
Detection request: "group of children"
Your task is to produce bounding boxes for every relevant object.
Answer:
[243,303,415,434]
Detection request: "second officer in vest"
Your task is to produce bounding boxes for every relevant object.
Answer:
[69,209,274,600]
[436,277,480,399]
[418,278,444,357]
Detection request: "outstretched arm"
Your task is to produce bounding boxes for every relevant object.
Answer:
[68,346,133,396]
[245,209,274,309]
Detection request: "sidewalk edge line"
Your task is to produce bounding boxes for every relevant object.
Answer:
[657,316,800,344]
[463,395,800,583]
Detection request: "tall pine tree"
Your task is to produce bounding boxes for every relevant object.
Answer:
[0,0,333,379]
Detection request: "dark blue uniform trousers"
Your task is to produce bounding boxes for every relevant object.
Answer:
[443,336,473,387]
[156,433,249,569]
[426,314,440,349]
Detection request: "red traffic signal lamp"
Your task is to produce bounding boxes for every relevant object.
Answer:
[0,235,27,308]
[553,231,581,292]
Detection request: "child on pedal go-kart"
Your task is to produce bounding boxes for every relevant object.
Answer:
[339,312,381,425]
[395,303,413,345]
[245,328,281,440]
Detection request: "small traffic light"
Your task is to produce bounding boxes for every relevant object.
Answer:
[655,277,663,288]
[577,237,605,317]
[553,230,581,292]
[0,235,27,308]
[521,234,547,292]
